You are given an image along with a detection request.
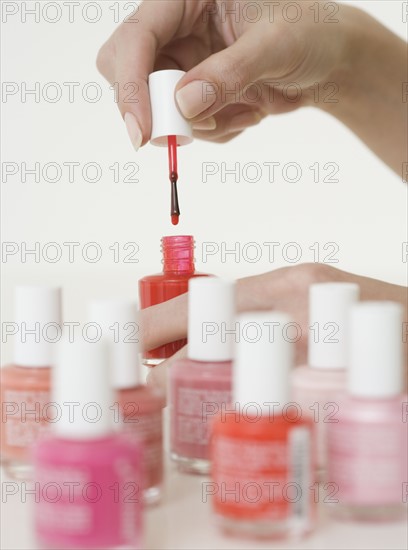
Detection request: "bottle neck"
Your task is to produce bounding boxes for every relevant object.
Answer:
[161,235,195,274]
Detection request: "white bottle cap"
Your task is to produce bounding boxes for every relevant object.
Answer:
[234,311,294,411]
[88,300,140,389]
[308,282,359,369]
[14,285,62,367]
[188,277,235,362]
[149,69,193,146]
[349,301,403,398]
[53,335,114,439]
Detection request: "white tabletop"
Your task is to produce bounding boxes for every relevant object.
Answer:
[2,459,407,550]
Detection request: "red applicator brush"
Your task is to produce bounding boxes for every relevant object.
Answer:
[168,135,180,226]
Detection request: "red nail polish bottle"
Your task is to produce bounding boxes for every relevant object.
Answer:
[211,312,315,539]
[139,236,210,367]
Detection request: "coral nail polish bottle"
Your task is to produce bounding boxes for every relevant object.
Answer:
[33,336,144,550]
[89,299,165,505]
[327,302,408,521]
[211,312,315,539]
[0,285,62,479]
[170,277,235,475]
[292,283,359,476]
[139,235,209,366]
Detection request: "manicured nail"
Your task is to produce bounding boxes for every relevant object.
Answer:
[176,80,217,119]
[124,112,142,151]
[192,116,217,131]
[228,112,262,133]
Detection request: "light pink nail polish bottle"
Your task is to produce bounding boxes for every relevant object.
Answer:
[89,299,165,506]
[1,285,62,479]
[33,336,144,550]
[327,302,408,521]
[170,277,235,474]
[292,283,359,477]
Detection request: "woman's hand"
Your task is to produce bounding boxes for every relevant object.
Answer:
[97,0,351,147]
[141,263,407,393]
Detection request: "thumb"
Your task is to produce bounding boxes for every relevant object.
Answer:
[175,31,271,121]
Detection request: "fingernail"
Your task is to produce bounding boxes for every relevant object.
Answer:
[192,116,217,131]
[228,112,262,133]
[176,81,217,119]
[124,112,142,151]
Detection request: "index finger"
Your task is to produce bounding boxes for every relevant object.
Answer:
[97,1,186,146]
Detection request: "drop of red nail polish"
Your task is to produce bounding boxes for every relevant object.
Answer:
[171,214,179,226]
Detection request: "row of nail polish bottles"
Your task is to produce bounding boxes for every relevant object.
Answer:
[1,288,165,505]
[33,336,144,550]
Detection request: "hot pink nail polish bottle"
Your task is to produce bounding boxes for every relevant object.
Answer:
[89,299,165,506]
[138,235,210,367]
[211,312,315,539]
[33,336,144,550]
[170,277,235,474]
[292,283,359,476]
[1,285,62,479]
[327,302,408,521]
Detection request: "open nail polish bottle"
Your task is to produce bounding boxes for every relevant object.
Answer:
[292,282,359,476]
[0,285,61,479]
[89,299,165,505]
[211,311,315,539]
[33,336,144,550]
[327,301,408,521]
[170,277,235,475]
[139,235,210,367]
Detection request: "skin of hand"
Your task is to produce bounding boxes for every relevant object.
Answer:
[97,1,406,173]
[141,263,408,394]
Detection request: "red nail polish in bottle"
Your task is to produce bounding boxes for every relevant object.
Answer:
[139,236,210,367]
[211,312,315,539]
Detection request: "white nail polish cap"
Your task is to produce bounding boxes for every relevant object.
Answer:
[149,69,193,146]
[308,282,360,370]
[349,301,403,398]
[188,277,235,362]
[88,300,140,389]
[53,336,114,439]
[14,285,62,368]
[234,311,294,412]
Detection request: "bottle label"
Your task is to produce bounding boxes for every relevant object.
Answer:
[120,409,163,488]
[172,386,231,457]
[328,421,406,504]
[2,389,51,449]
[35,458,141,547]
[212,427,312,526]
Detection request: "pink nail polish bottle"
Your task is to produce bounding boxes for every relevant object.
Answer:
[211,312,315,539]
[33,336,144,550]
[170,277,235,474]
[89,299,165,506]
[1,285,62,479]
[292,283,359,476]
[327,302,408,521]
